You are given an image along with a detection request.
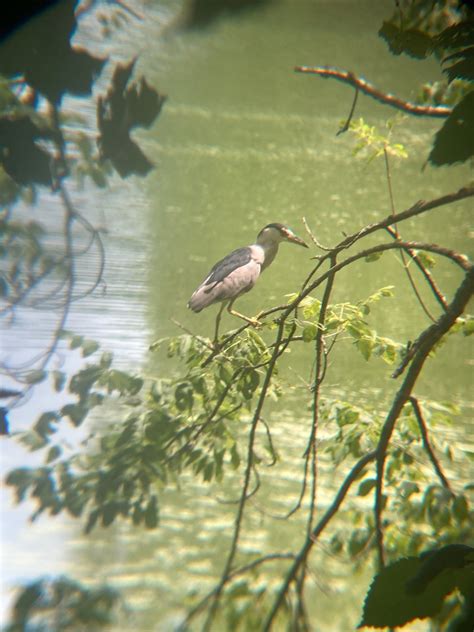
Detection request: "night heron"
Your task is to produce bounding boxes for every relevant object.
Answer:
[188,223,308,340]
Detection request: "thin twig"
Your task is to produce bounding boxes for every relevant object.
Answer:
[384,225,449,311]
[409,396,454,493]
[263,451,377,630]
[383,146,436,322]
[337,85,359,134]
[178,553,295,631]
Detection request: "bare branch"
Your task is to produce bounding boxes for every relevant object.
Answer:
[294,66,452,118]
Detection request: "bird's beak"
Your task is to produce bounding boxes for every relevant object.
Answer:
[288,233,309,248]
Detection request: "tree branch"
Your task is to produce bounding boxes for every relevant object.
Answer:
[374,265,474,567]
[409,396,454,494]
[294,66,452,118]
[263,451,377,630]
[385,225,449,312]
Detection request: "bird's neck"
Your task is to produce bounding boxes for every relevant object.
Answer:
[255,240,280,271]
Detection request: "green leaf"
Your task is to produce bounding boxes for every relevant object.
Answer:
[357,478,377,497]
[451,495,469,523]
[414,251,436,269]
[5,467,35,502]
[359,552,468,628]
[302,323,318,342]
[219,365,233,386]
[102,370,143,395]
[20,431,47,451]
[11,581,43,618]
[102,502,119,527]
[381,343,397,364]
[52,370,66,392]
[357,338,373,361]
[429,92,474,165]
[365,251,383,263]
[61,403,87,426]
[70,334,84,350]
[175,382,194,411]
[82,339,100,357]
[348,529,369,556]
[230,444,240,469]
[85,509,101,534]
[462,317,474,336]
[46,445,62,463]
[24,369,47,384]
[379,21,434,59]
[406,545,474,594]
[100,351,114,368]
[242,370,260,399]
[34,412,59,438]
[144,496,159,528]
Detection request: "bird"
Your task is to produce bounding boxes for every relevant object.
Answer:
[188,223,308,341]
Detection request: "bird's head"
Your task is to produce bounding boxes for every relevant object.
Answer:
[257,223,308,248]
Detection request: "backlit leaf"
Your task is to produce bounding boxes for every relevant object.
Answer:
[359,555,462,628]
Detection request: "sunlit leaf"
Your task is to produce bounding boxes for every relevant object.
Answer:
[357,338,373,361]
[302,323,318,342]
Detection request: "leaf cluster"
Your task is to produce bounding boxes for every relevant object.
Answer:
[347,118,409,162]
[0,218,60,304]
[325,398,472,564]
[5,575,122,632]
[293,285,403,364]
[379,1,474,165]
[5,328,277,533]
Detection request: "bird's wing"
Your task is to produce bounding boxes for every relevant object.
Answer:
[203,247,252,289]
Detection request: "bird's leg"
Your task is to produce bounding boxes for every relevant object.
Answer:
[213,302,226,347]
[227,300,261,327]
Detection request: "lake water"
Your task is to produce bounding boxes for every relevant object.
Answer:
[1,0,472,630]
